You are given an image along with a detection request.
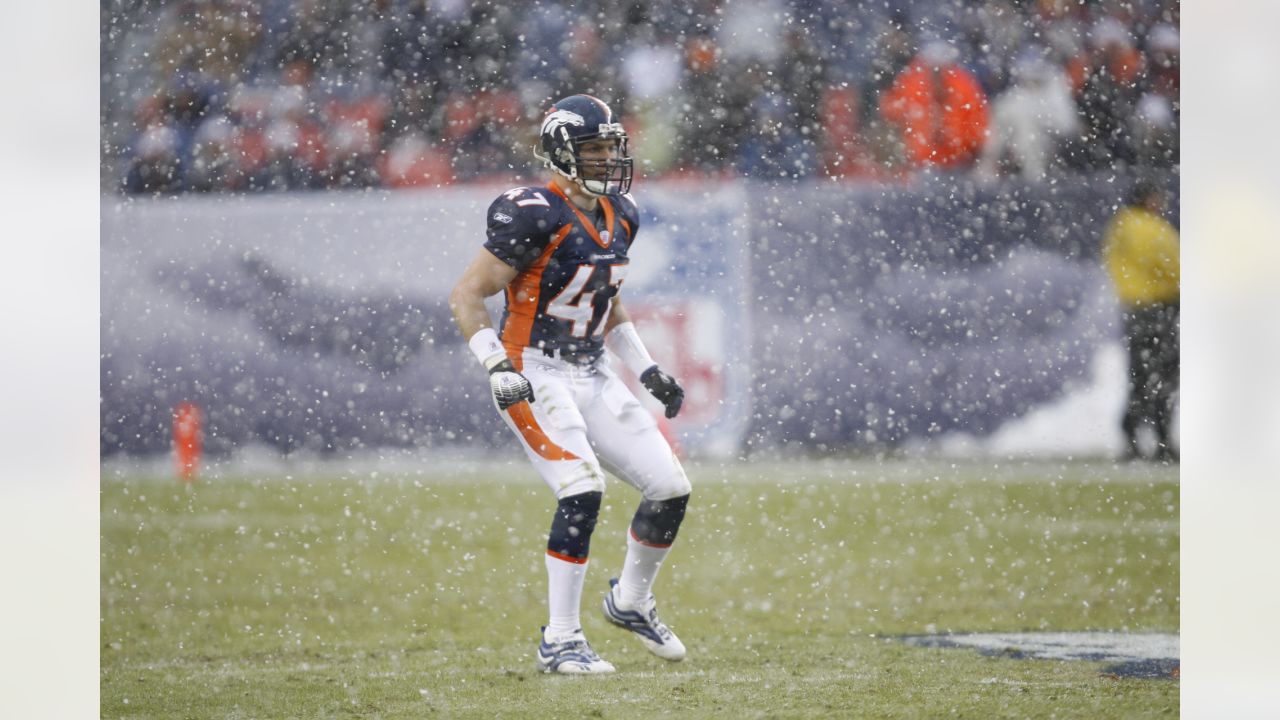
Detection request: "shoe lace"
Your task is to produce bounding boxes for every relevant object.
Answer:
[557,636,601,660]
[643,599,675,641]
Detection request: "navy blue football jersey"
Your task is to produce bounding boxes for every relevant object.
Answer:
[483,183,641,363]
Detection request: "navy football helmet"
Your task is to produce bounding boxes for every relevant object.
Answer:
[534,94,633,196]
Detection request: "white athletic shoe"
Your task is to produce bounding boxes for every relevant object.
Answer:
[601,578,686,661]
[535,627,616,674]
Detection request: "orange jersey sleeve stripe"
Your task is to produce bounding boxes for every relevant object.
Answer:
[502,223,573,362]
[507,401,579,461]
[545,549,589,564]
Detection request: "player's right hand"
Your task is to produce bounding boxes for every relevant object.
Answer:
[489,359,535,410]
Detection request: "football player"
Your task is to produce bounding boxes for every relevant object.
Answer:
[449,95,691,674]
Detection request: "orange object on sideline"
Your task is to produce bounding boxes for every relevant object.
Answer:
[173,402,202,482]
[880,58,990,168]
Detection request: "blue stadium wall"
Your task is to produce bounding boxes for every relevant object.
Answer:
[100,173,1176,458]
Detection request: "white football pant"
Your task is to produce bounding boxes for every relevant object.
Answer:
[498,349,691,501]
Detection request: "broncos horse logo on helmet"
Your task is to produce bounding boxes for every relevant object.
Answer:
[534,95,634,196]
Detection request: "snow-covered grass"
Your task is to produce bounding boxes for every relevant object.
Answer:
[101,458,1178,718]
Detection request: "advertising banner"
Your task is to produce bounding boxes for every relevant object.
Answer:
[101,182,752,457]
[101,173,1170,458]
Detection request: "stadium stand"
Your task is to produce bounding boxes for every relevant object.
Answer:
[101,0,1178,194]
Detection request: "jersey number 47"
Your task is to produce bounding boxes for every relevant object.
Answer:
[547,264,628,339]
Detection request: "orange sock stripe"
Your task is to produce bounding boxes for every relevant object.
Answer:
[507,402,579,461]
[546,549,588,565]
[629,526,672,549]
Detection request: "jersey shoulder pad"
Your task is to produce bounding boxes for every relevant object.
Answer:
[484,187,566,270]
[488,186,560,222]
[614,192,641,233]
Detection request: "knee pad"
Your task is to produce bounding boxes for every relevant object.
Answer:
[547,490,602,562]
[630,493,690,548]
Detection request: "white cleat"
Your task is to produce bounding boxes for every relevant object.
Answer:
[535,627,616,674]
[601,578,686,661]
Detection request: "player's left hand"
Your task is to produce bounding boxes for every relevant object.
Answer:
[640,366,684,419]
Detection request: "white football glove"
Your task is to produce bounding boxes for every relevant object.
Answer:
[489,359,535,410]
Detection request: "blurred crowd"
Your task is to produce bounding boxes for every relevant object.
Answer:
[102,0,1179,194]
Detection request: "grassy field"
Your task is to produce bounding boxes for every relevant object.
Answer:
[101,457,1178,718]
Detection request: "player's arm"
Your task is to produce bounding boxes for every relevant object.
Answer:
[449,250,534,409]
[604,299,684,419]
[450,249,517,340]
[603,295,633,336]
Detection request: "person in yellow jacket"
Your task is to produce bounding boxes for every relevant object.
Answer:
[1102,181,1180,462]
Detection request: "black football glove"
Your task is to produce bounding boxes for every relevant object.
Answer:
[640,366,684,419]
[489,359,535,410]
